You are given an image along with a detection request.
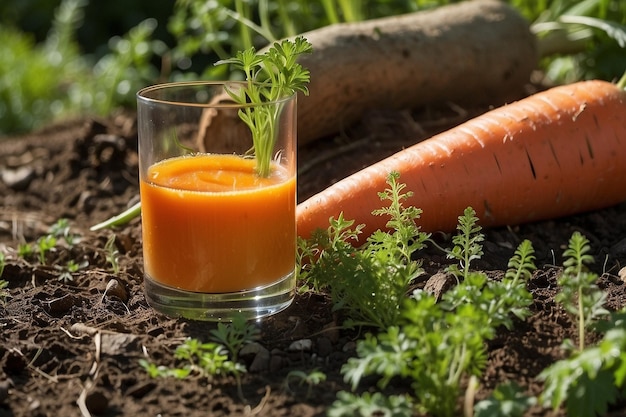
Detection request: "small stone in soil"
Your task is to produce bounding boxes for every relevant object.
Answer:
[85,390,109,414]
[103,279,128,302]
[239,342,266,358]
[100,333,140,356]
[288,339,312,352]
[249,348,270,373]
[2,166,35,190]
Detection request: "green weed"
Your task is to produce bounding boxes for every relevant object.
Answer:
[297,172,429,329]
[104,233,120,274]
[556,231,610,351]
[139,338,243,381]
[283,369,327,399]
[539,310,626,417]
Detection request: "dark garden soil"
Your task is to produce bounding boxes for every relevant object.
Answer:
[1,99,626,417]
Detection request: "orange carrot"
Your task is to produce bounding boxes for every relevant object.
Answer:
[297,77,626,240]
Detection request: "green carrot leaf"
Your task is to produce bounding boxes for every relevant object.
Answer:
[446,207,484,280]
[556,231,609,351]
[216,36,312,177]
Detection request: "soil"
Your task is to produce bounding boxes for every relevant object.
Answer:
[1,99,626,417]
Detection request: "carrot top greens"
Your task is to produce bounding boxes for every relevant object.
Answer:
[216,36,312,177]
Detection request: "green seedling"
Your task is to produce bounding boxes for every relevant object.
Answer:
[140,337,243,381]
[17,243,34,259]
[297,171,429,329]
[174,338,244,377]
[209,314,261,362]
[36,235,56,264]
[539,309,626,417]
[474,382,537,417]
[283,369,327,399]
[104,233,120,274]
[339,292,491,417]
[0,280,8,304]
[443,206,484,281]
[328,391,413,417]
[138,359,190,379]
[441,238,535,331]
[555,231,609,351]
[48,218,80,246]
[56,259,87,283]
[208,314,260,401]
[140,319,257,402]
[216,36,312,178]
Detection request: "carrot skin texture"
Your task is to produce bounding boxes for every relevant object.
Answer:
[297,80,626,239]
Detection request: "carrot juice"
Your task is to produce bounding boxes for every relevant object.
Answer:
[140,153,296,293]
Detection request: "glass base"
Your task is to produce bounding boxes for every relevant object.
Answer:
[144,271,295,321]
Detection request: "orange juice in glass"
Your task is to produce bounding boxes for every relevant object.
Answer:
[137,82,297,321]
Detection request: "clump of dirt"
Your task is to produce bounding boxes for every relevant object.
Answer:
[1,105,625,417]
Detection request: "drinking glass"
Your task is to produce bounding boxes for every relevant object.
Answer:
[137,81,297,321]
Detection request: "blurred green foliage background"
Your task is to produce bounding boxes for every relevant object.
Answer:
[0,0,624,136]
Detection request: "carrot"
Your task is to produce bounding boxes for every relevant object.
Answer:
[297,75,626,240]
[294,0,537,145]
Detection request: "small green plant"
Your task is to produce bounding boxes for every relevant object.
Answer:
[48,218,81,247]
[555,231,609,351]
[216,36,312,177]
[139,337,244,381]
[175,338,244,377]
[539,309,626,417]
[534,232,622,416]
[325,206,535,417]
[443,206,484,280]
[139,318,258,402]
[297,171,429,329]
[474,382,537,417]
[328,391,413,417]
[17,243,33,259]
[138,359,190,379]
[283,369,327,399]
[104,233,120,274]
[36,235,56,264]
[339,290,493,417]
[209,314,261,362]
[56,259,87,283]
[441,238,536,331]
[208,315,260,400]
[16,219,82,265]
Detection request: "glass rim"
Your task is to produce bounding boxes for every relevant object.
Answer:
[136,80,296,109]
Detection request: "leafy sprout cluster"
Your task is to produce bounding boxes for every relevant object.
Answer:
[3,218,125,283]
[297,171,428,328]
[215,36,312,177]
[313,194,537,417]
